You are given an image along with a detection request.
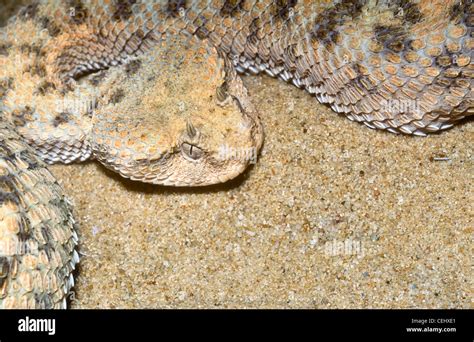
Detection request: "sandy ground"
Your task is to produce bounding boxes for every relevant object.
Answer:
[2,1,473,309]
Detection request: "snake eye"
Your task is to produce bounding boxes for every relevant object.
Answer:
[181,142,203,160]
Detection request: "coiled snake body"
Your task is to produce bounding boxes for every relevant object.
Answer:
[0,0,472,308]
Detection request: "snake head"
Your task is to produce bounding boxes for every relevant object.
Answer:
[88,34,263,186]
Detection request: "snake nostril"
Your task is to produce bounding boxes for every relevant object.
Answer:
[181,142,203,160]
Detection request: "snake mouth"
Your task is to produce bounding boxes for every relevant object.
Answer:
[91,137,253,186]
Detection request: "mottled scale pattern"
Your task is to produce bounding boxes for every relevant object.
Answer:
[0,117,78,309]
[31,0,472,136]
[0,0,472,308]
